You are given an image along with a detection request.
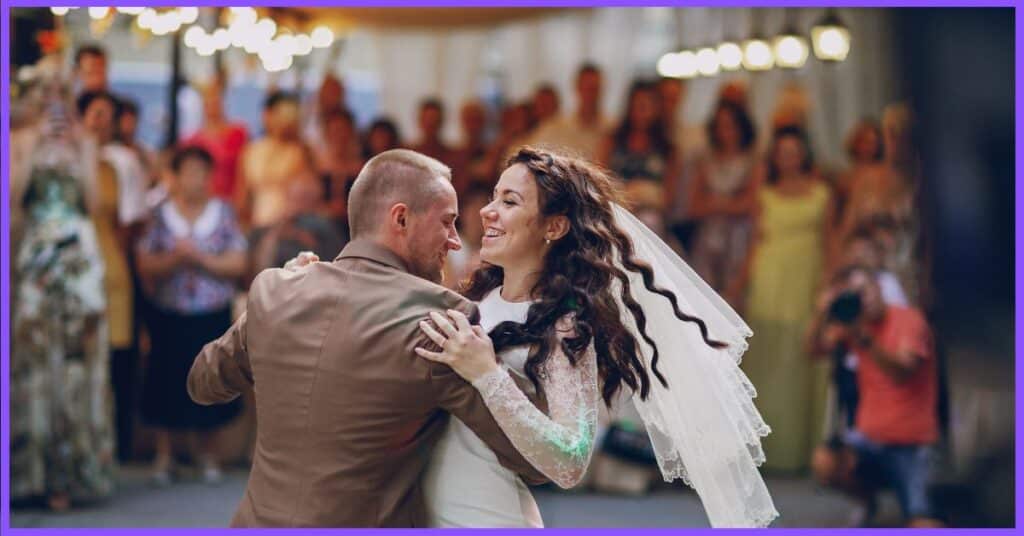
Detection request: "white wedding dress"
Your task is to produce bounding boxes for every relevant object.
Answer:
[423,287,599,528]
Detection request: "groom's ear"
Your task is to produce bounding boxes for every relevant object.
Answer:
[389,202,410,231]
[545,215,570,242]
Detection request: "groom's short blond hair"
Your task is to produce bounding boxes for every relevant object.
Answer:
[348,149,452,239]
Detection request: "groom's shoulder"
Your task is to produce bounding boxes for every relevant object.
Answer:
[365,267,478,322]
[400,277,478,321]
[246,264,342,310]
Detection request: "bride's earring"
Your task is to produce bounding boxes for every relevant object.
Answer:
[545,239,551,245]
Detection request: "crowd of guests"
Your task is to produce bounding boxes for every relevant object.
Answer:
[10,42,940,527]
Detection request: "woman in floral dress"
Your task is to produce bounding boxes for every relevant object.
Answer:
[11,78,116,511]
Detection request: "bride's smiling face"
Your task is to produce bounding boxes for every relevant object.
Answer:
[479,164,548,270]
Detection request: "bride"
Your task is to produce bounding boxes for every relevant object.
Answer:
[293,146,777,528]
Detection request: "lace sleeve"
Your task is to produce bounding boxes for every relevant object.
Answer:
[471,319,599,489]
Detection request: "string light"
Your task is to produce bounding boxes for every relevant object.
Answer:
[311,26,334,48]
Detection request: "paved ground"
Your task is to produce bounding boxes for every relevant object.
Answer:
[11,464,875,528]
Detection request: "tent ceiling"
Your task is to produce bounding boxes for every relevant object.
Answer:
[265,7,575,30]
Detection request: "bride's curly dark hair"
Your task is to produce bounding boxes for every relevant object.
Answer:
[463,146,727,407]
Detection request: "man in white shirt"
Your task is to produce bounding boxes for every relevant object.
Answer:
[524,63,610,162]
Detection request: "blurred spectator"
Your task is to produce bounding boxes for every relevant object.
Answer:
[136,146,247,486]
[73,43,107,95]
[525,63,610,161]
[451,100,491,194]
[483,101,533,179]
[237,91,315,229]
[116,98,157,187]
[362,116,402,159]
[182,78,249,203]
[718,80,750,110]
[738,125,836,472]
[835,119,885,225]
[771,81,812,133]
[625,179,686,255]
[807,265,943,528]
[657,76,708,165]
[598,79,679,219]
[303,73,346,145]
[531,84,561,127]
[880,103,931,309]
[80,91,150,232]
[315,107,362,232]
[837,226,909,307]
[12,77,115,511]
[248,178,346,283]
[658,76,707,252]
[881,102,921,197]
[836,123,904,238]
[805,230,911,482]
[443,181,490,290]
[79,90,140,463]
[410,97,455,164]
[687,100,759,308]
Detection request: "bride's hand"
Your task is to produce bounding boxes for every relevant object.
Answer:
[416,309,500,383]
[283,250,319,271]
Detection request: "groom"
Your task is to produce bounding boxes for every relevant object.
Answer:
[187,149,547,527]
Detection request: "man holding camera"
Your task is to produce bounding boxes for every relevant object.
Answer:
[807,264,943,528]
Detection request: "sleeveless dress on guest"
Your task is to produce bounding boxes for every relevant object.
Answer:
[741,182,831,472]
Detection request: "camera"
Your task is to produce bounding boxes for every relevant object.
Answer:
[827,290,863,325]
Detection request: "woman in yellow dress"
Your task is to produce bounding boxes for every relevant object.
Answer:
[737,126,836,472]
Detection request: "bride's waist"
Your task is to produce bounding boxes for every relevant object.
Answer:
[434,418,504,464]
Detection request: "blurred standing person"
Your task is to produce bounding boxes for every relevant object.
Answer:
[116,98,158,189]
[525,63,610,161]
[737,126,836,472]
[12,76,115,511]
[531,84,561,128]
[410,98,455,164]
[237,91,314,229]
[597,79,679,219]
[248,176,345,284]
[835,118,902,263]
[835,119,886,228]
[879,103,930,309]
[837,227,910,307]
[658,76,705,252]
[73,44,108,95]
[78,90,139,463]
[482,102,532,179]
[315,107,362,236]
[182,78,249,204]
[303,74,345,146]
[450,100,490,195]
[136,146,247,485]
[657,76,708,165]
[687,101,759,308]
[80,91,149,235]
[442,182,490,290]
[362,117,402,160]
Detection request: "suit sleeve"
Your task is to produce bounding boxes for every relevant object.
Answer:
[188,309,253,405]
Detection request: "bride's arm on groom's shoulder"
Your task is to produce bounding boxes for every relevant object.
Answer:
[425,339,550,487]
[188,310,254,405]
[470,318,600,489]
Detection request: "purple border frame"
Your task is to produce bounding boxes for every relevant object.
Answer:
[1,1,1018,534]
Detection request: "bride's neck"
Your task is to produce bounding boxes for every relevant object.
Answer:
[500,266,540,303]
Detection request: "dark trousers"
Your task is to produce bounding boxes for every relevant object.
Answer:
[110,346,139,462]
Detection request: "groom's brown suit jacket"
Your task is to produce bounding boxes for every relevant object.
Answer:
[187,240,548,527]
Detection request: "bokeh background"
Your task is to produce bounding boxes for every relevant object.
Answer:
[6,6,1014,528]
